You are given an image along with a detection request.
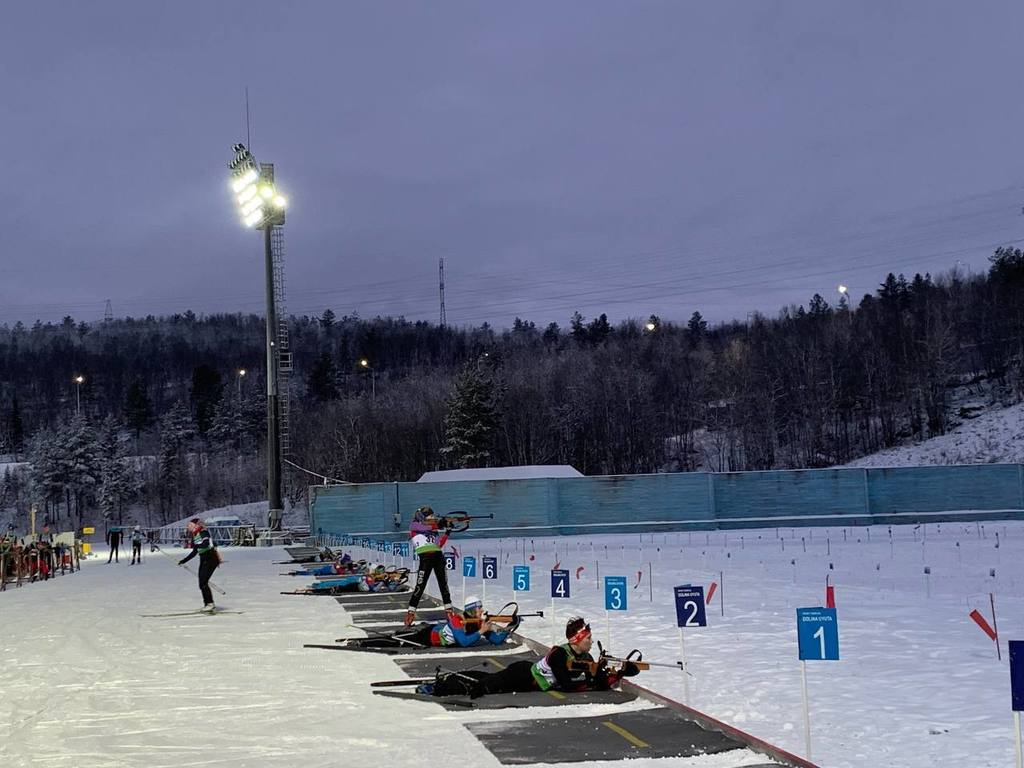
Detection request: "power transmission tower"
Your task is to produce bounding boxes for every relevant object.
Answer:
[439,257,446,327]
[104,299,113,323]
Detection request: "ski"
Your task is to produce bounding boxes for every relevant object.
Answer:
[140,610,244,617]
[370,678,432,688]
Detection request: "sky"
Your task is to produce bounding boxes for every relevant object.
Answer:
[2,1,1024,329]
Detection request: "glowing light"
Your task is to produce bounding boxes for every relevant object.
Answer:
[241,197,264,216]
[237,185,258,204]
[259,185,274,199]
[231,168,258,193]
[359,359,369,368]
[244,210,264,227]
[273,195,287,209]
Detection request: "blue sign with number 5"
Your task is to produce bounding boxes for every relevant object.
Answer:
[482,557,498,580]
[797,607,839,660]
[674,585,707,628]
[604,576,628,611]
[462,556,477,578]
[550,569,570,599]
[513,565,530,592]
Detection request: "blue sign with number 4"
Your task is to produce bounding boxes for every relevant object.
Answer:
[462,556,477,578]
[604,576,628,611]
[551,569,570,599]
[513,565,530,592]
[797,607,839,660]
[674,585,707,628]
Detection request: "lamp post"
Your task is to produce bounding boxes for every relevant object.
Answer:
[359,358,376,400]
[73,375,84,416]
[228,143,287,530]
[837,284,849,310]
[236,368,246,403]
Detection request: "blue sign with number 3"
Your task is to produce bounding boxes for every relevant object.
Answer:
[604,576,628,611]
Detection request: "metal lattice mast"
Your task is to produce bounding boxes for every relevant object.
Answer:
[439,257,446,327]
[271,225,292,460]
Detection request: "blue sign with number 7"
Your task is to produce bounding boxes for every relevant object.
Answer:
[797,607,839,660]
[462,556,476,578]
[604,576,628,611]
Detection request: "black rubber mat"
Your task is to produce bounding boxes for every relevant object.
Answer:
[304,637,521,655]
[466,707,757,764]
[395,650,538,678]
[373,688,637,711]
[351,609,448,624]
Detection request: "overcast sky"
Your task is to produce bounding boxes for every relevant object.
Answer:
[3,1,1023,329]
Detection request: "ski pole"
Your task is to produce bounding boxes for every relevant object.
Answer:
[337,624,428,648]
[153,544,227,596]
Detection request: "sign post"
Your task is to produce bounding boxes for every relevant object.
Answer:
[1010,640,1023,768]
[550,569,570,645]
[796,607,839,761]
[603,576,628,650]
[673,585,707,704]
[482,556,497,609]
[462,556,477,608]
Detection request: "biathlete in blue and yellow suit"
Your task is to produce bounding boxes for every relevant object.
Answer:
[349,597,517,649]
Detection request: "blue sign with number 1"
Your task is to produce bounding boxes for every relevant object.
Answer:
[1010,640,1023,712]
[797,607,839,661]
[604,576,628,611]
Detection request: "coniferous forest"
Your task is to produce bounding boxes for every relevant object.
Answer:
[1,248,1023,530]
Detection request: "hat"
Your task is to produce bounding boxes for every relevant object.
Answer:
[464,596,483,615]
[566,617,591,643]
[412,506,434,522]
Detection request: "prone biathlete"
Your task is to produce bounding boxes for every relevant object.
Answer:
[418,616,638,697]
[350,597,516,649]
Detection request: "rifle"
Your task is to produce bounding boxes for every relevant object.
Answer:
[569,648,673,677]
[439,512,494,532]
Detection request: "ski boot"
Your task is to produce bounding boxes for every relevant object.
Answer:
[201,604,216,614]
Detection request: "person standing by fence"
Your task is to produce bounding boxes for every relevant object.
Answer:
[130,526,143,565]
[106,527,122,564]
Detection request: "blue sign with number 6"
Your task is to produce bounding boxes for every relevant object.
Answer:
[674,585,707,628]
[550,569,570,599]
[513,565,530,591]
[797,607,839,660]
[482,557,498,580]
[604,576,628,611]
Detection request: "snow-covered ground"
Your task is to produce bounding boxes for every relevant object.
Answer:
[841,401,1024,468]
[4,520,1022,768]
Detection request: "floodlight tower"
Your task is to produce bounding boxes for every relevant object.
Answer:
[228,143,288,530]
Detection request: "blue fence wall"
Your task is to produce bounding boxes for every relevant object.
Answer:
[309,464,1024,539]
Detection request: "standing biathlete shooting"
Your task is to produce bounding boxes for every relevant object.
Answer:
[177,518,222,612]
[405,507,492,626]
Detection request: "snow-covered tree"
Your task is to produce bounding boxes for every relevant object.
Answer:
[440,363,501,469]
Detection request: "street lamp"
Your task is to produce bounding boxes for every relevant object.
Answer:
[837,284,849,309]
[73,375,84,416]
[359,358,376,399]
[228,142,287,531]
[236,368,246,403]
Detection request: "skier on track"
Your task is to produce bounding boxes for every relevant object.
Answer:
[130,526,143,565]
[405,506,454,626]
[417,616,638,697]
[350,597,517,649]
[177,518,220,612]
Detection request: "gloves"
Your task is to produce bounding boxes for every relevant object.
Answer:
[177,559,186,566]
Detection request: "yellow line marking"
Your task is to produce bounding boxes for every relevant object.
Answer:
[546,690,566,700]
[487,657,507,670]
[602,721,650,748]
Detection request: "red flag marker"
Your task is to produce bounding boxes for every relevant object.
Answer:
[633,570,643,589]
[575,566,585,580]
[705,581,718,604]
[554,561,561,571]
[969,609,997,641]
[825,585,836,609]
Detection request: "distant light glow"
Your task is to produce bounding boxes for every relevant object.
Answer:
[359,359,369,368]
[244,210,264,227]
[237,185,258,204]
[259,185,274,199]
[273,195,287,209]
[241,198,264,216]
[231,168,259,193]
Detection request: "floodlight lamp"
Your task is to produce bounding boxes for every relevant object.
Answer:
[74,375,84,384]
[244,210,264,227]
[242,198,264,216]
[359,359,369,368]
[237,185,258,204]
[273,195,287,209]
[259,185,274,199]
[645,322,656,332]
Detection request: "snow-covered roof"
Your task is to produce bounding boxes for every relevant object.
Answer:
[417,465,583,483]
